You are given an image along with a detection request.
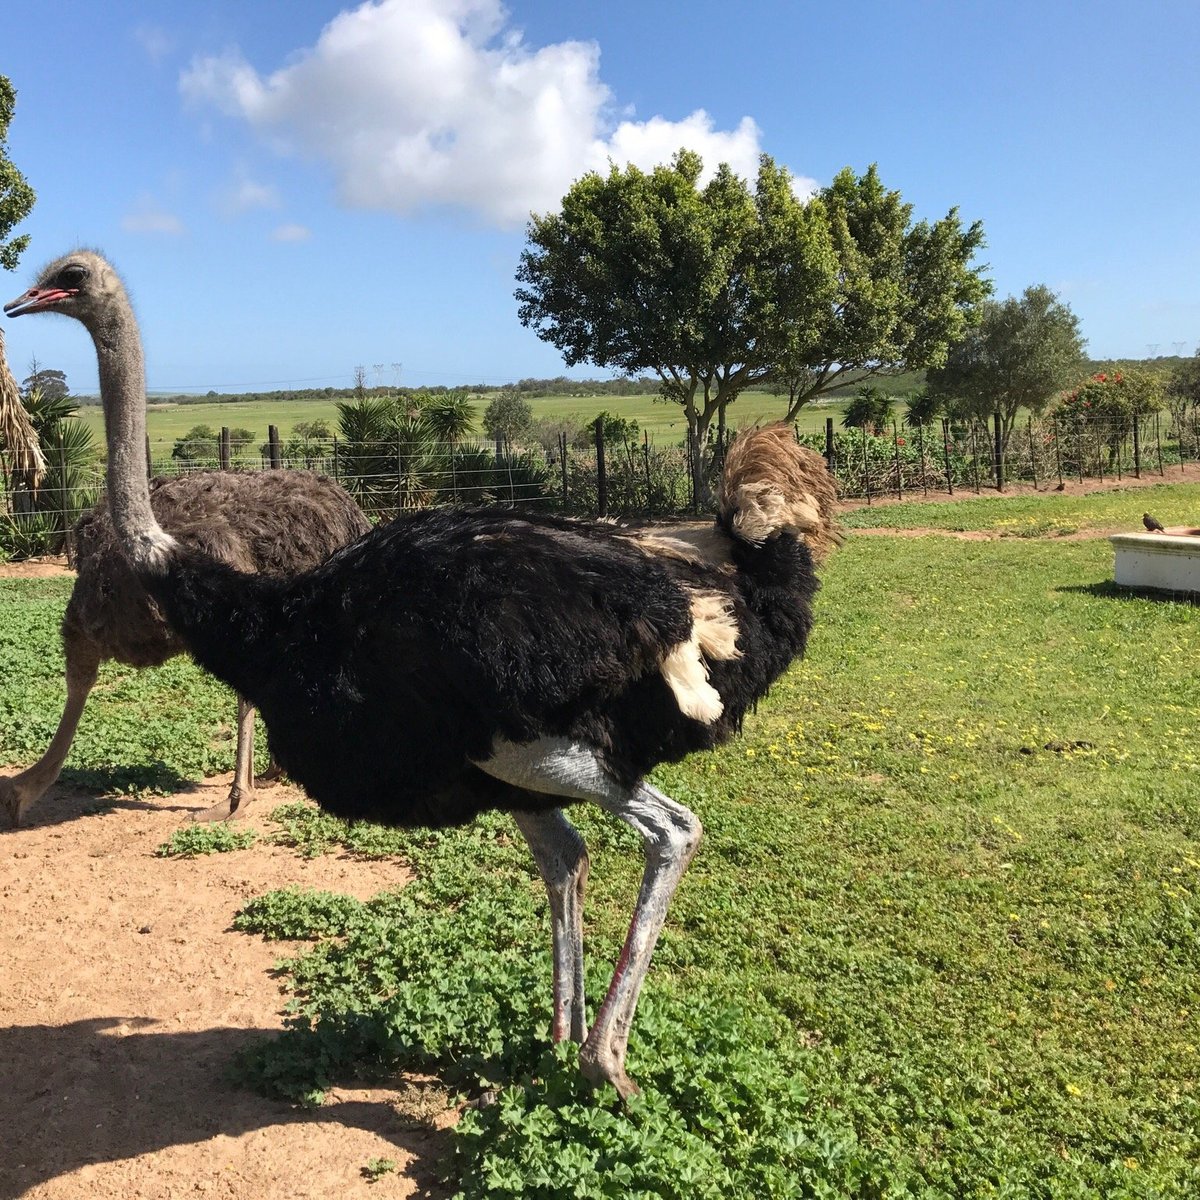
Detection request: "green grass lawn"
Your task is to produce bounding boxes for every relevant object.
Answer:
[1,488,1197,1196]
[843,481,1200,538]
[72,391,846,450]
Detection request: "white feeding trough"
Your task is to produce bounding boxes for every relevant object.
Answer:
[1110,527,1200,597]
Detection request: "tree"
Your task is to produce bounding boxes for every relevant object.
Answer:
[0,76,35,271]
[172,424,220,463]
[21,366,69,402]
[926,284,1086,443]
[279,419,332,468]
[774,165,989,421]
[1167,351,1200,427]
[482,390,533,443]
[516,153,987,499]
[517,152,835,482]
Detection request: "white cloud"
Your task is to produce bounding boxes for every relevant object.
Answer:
[121,198,185,236]
[221,177,281,215]
[271,223,312,242]
[180,0,811,227]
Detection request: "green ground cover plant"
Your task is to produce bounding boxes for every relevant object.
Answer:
[1,496,1197,1195]
[155,823,258,857]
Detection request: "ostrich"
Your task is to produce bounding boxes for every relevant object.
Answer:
[0,470,370,827]
[6,251,840,1099]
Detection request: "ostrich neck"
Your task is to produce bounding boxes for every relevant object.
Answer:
[92,306,172,569]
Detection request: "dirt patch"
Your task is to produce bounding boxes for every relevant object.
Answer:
[849,527,998,540]
[0,773,451,1200]
[0,556,73,579]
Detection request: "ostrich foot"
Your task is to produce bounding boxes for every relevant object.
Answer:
[191,786,253,824]
[255,758,285,785]
[0,776,36,830]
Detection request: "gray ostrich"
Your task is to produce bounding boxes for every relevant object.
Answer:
[0,468,369,827]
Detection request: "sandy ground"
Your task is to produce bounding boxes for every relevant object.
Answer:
[0,775,451,1200]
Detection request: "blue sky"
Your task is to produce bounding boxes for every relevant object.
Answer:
[3,0,1198,395]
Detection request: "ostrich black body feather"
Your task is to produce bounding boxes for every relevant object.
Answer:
[144,506,818,827]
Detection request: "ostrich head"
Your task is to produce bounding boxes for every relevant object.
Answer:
[6,248,173,570]
[4,250,130,332]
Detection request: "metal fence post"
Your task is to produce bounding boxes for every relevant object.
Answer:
[941,417,953,494]
[1132,411,1141,477]
[594,415,608,517]
[992,410,1004,491]
[892,421,903,499]
[824,416,834,469]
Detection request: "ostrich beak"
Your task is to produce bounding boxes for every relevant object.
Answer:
[4,287,78,317]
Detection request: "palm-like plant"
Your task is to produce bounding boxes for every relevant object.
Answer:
[424,391,476,445]
[5,387,99,557]
[903,389,941,429]
[841,385,893,435]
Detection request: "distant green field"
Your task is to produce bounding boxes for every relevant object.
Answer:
[73,392,850,451]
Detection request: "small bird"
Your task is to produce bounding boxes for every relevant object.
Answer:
[1143,512,1166,533]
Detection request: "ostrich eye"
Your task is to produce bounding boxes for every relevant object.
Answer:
[58,265,88,287]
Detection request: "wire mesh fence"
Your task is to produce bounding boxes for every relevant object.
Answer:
[4,410,1200,559]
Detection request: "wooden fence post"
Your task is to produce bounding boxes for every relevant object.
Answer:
[219,426,231,471]
[268,425,282,469]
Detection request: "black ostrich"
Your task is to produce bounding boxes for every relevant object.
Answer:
[6,251,841,1099]
[0,470,369,827]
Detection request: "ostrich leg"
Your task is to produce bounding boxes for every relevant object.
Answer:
[0,638,101,827]
[477,738,702,1100]
[512,808,590,1043]
[192,697,257,823]
[578,781,700,1098]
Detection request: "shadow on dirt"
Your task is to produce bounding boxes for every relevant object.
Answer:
[0,1017,449,1199]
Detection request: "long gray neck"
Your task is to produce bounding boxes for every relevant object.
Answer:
[91,300,176,571]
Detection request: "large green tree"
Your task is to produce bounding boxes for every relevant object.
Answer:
[516,151,835,477]
[517,154,987,467]
[0,76,34,271]
[926,284,1086,442]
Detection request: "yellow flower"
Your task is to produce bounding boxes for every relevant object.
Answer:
[1123,1158,1138,1170]
[1065,1083,1082,1097]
